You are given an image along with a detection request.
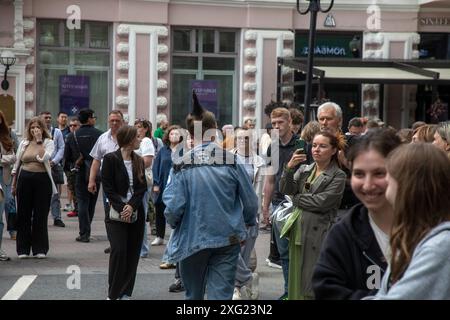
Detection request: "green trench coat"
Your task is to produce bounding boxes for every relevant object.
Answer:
[279,161,346,300]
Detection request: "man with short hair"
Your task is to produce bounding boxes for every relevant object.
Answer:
[347,117,364,136]
[40,111,65,228]
[57,111,70,140]
[88,110,124,252]
[163,92,257,300]
[262,107,306,299]
[154,114,169,139]
[288,108,304,135]
[317,102,343,134]
[64,109,102,242]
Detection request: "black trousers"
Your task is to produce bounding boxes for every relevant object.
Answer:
[16,170,52,256]
[75,168,99,238]
[268,201,281,262]
[106,209,145,299]
[155,202,166,238]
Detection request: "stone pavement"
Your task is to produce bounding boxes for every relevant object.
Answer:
[0,187,284,300]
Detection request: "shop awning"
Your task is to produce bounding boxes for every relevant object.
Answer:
[278,58,450,86]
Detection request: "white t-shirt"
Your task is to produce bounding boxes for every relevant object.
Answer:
[368,213,391,262]
[123,160,133,202]
[134,137,155,185]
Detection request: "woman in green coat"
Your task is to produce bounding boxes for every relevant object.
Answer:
[279,131,346,300]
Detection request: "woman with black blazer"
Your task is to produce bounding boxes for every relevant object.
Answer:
[101,125,146,300]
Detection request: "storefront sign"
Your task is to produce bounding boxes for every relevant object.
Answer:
[420,17,450,26]
[59,75,90,116]
[296,34,358,58]
[190,80,219,119]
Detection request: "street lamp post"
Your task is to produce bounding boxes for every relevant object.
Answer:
[0,50,16,91]
[297,0,334,125]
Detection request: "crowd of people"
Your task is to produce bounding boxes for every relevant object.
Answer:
[0,95,449,300]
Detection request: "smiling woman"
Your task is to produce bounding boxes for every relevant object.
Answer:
[312,128,402,300]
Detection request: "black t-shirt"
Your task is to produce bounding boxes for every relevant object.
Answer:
[267,134,299,205]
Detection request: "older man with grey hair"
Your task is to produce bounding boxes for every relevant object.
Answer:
[317,102,343,134]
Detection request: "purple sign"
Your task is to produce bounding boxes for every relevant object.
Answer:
[190,80,219,119]
[59,75,90,116]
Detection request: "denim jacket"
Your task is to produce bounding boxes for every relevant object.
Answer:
[162,142,258,263]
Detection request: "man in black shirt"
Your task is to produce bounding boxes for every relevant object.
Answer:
[64,109,102,243]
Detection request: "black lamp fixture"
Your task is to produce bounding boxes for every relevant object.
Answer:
[296,0,334,125]
[0,50,16,91]
[349,36,361,58]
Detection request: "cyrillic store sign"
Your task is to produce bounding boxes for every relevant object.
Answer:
[296,34,356,58]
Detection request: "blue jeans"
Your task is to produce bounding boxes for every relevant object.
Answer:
[273,220,289,295]
[235,226,258,287]
[179,244,240,300]
[50,189,62,221]
[140,191,150,257]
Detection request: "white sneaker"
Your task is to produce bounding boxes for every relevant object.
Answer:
[18,254,29,259]
[151,237,164,246]
[232,287,242,300]
[250,273,259,300]
[35,253,46,259]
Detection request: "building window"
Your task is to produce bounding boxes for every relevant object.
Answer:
[419,33,450,60]
[171,28,239,127]
[37,20,112,131]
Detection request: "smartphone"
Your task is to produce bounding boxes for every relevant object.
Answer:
[294,139,306,155]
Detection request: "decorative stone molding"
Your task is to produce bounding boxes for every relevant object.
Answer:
[23,19,35,32]
[243,99,257,110]
[282,86,293,93]
[13,0,25,49]
[282,99,292,105]
[245,31,257,41]
[24,37,35,49]
[117,60,129,71]
[156,96,168,108]
[244,65,257,75]
[363,84,380,93]
[25,108,35,119]
[26,56,35,65]
[117,24,130,36]
[116,96,129,106]
[243,82,257,92]
[116,78,129,89]
[364,33,384,46]
[25,73,34,85]
[282,33,294,42]
[116,42,129,54]
[282,66,293,76]
[157,80,168,90]
[245,48,257,59]
[411,33,421,45]
[157,27,169,38]
[283,49,294,58]
[158,44,169,56]
[25,90,34,102]
[411,50,420,59]
[364,49,383,59]
[157,62,168,73]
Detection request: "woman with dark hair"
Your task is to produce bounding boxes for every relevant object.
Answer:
[312,128,402,299]
[152,125,182,250]
[0,111,17,261]
[279,131,346,300]
[101,125,147,300]
[369,143,450,299]
[11,117,56,259]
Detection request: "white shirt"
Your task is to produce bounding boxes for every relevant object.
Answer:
[123,160,133,202]
[134,137,156,184]
[368,213,391,262]
[89,129,119,161]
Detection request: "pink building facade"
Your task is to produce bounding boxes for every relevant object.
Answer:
[0,0,449,135]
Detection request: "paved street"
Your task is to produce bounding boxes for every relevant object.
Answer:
[0,187,283,300]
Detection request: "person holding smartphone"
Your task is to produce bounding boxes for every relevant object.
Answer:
[12,117,57,259]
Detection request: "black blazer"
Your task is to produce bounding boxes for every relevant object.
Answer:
[101,149,147,215]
